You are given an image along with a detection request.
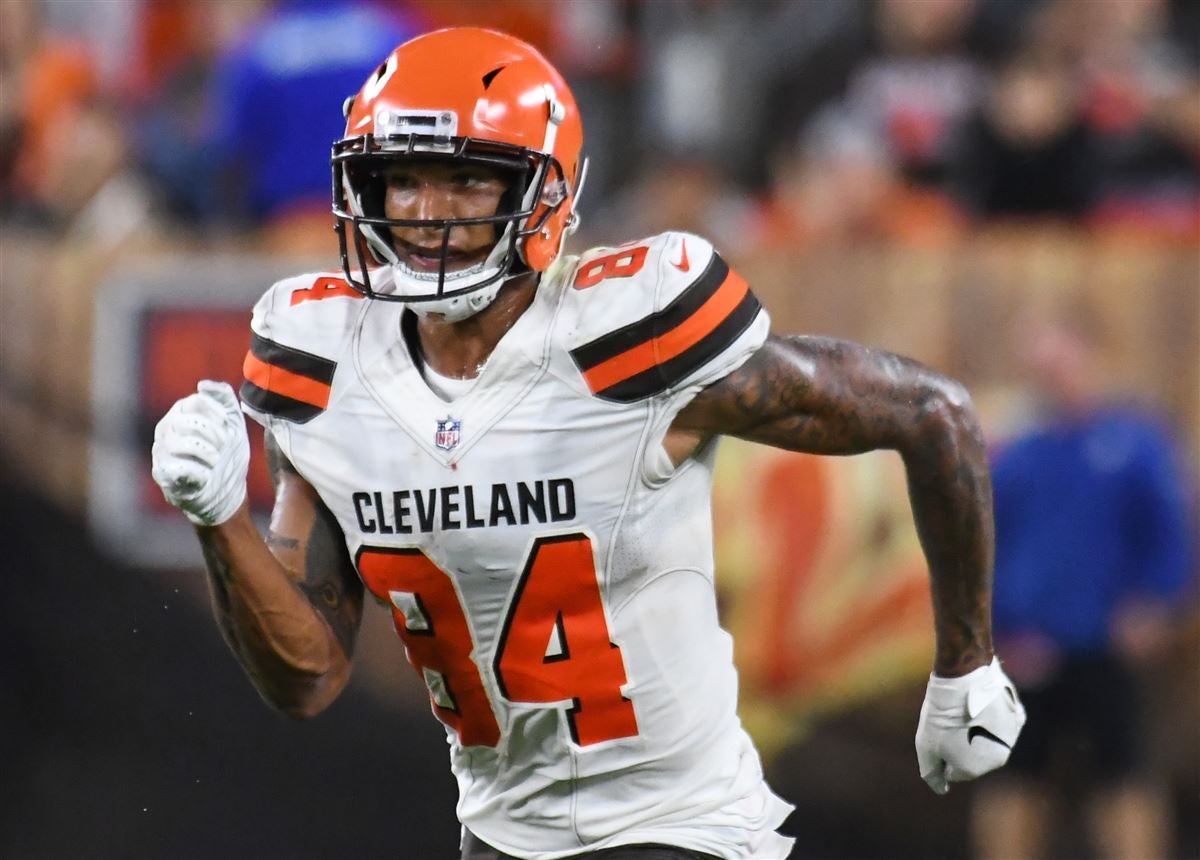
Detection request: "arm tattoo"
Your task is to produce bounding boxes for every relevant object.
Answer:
[680,337,946,454]
[296,501,363,658]
[266,530,300,551]
[264,431,363,659]
[679,335,995,675]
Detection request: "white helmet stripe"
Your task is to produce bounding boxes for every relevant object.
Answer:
[541,84,564,156]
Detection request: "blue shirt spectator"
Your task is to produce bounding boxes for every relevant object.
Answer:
[207,0,421,221]
[978,310,1195,860]
[992,406,1194,653]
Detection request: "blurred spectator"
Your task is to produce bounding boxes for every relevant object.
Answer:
[758,108,962,249]
[204,0,422,226]
[748,0,873,190]
[542,0,638,201]
[121,0,212,103]
[584,156,759,254]
[37,0,140,94]
[1078,0,1199,235]
[973,306,1195,860]
[131,2,267,225]
[635,0,759,178]
[1023,0,1200,235]
[1,0,101,226]
[836,0,983,188]
[636,0,871,189]
[951,50,1100,218]
[1,7,142,236]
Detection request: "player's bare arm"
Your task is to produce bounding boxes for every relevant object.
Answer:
[670,334,994,677]
[196,431,363,718]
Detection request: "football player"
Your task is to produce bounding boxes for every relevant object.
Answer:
[151,28,1025,860]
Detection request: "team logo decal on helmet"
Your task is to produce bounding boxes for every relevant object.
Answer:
[332,27,586,322]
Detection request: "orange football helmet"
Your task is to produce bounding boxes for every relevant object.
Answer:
[332,27,585,319]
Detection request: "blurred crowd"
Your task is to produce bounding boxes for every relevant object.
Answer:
[2,0,1198,253]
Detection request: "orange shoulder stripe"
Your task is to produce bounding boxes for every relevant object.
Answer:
[582,269,750,393]
[242,351,332,409]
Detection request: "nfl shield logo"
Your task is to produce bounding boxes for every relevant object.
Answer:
[435,417,462,451]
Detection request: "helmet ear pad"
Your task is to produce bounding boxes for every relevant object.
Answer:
[521,160,572,272]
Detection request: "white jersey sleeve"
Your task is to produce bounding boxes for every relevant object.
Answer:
[238,271,368,463]
[563,231,769,405]
[560,232,770,483]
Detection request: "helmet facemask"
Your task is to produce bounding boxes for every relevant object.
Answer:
[332,133,569,322]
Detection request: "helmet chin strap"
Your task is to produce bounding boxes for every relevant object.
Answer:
[387,215,520,321]
[403,273,508,323]
[405,259,544,323]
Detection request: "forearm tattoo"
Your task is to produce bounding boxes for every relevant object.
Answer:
[681,336,995,674]
[266,530,300,551]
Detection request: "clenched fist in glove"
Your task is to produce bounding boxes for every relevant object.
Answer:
[151,380,250,526]
[915,657,1026,794]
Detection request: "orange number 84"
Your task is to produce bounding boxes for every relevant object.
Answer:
[355,533,639,747]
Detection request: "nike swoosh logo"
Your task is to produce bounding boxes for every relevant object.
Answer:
[968,726,1011,748]
[672,239,690,272]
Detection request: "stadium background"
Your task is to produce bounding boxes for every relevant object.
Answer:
[1,0,1196,857]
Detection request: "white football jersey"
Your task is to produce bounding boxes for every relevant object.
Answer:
[240,232,795,859]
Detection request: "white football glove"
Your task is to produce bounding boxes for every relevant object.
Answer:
[151,380,250,526]
[915,657,1026,795]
